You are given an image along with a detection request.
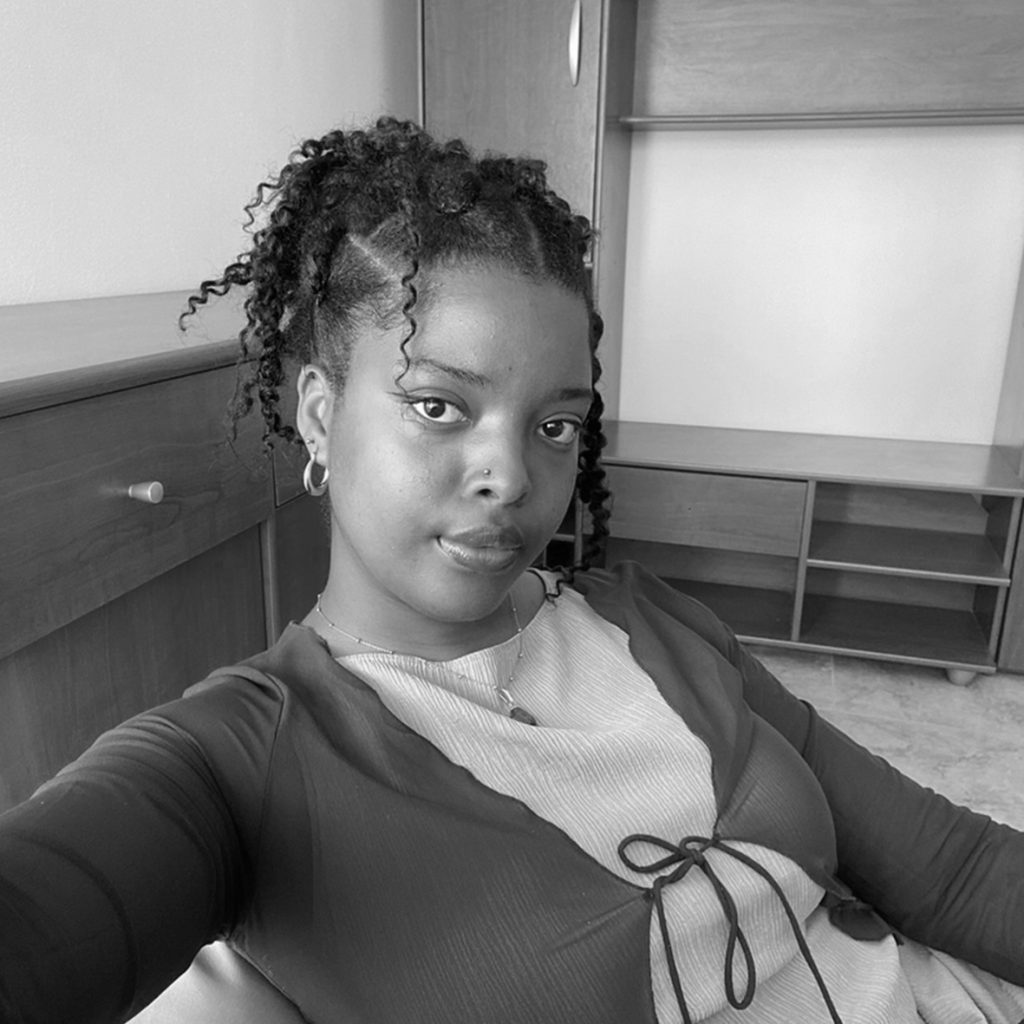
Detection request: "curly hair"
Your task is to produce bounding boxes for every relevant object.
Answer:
[182,116,609,570]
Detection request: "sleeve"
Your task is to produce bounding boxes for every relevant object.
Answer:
[0,677,277,1024]
[721,632,1024,985]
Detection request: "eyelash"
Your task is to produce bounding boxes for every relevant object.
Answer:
[406,397,581,446]
[539,419,582,446]
[408,396,467,425]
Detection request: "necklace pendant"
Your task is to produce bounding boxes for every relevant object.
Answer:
[509,705,538,727]
[496,686,538,727]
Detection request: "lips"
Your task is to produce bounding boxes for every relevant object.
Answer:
[437,525,525,573]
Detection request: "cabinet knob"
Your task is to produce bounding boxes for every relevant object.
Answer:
[567,0,582,86]
[127,480,165,504]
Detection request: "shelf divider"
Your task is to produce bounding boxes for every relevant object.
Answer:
[807,522,1010,584]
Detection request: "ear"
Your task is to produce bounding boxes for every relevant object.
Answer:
[295,364,334,461]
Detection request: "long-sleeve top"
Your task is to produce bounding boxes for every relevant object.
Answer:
[1,562,1022,1023]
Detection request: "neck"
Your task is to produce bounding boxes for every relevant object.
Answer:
[307,574,537,662]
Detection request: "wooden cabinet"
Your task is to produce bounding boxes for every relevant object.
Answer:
[422,0,637,419]
[631,0,1024,128]
[424,0,603,219]
[421,2,1024,681]
[602,422,1024,680]
[0,529,268,812]
[0,361,270,662]
[0,296,331,813]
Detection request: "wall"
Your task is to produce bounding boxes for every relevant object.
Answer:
[0,0,420,307]
[619,127,1024,444]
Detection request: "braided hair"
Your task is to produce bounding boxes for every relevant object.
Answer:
[182,116,609,570]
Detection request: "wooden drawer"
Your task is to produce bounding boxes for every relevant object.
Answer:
[0,365,273,660]
[605,465,807,556]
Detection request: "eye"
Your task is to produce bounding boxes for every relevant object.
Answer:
[409,396,468,424]
[539,418,581,446]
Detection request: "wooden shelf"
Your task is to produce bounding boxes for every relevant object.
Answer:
[419,0,1024,675]
[603,421,1024,496]
[622,109,1024,131]
[594,421,1024,676]
[632,1,1024,130]
[807,522,1010,585]
[664,579,794,644]
[799,595,995,672]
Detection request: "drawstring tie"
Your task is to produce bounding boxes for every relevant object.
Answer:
[617,833,844,1024]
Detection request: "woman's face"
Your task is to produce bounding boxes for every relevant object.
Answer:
[298,266,594,646]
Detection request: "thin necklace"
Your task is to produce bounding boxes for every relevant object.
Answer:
[313,591,539,726]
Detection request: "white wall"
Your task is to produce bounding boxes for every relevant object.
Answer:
[619,127,1024,444]
[0,0,420,306]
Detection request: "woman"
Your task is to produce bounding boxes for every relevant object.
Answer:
[2,117,1022,1024]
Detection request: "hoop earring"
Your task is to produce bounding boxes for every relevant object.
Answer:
[303,452,330,497]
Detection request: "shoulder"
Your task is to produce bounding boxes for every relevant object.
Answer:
[68,625,340,811]
[180,623,342,725]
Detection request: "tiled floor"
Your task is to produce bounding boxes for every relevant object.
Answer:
[746,645,1024,830]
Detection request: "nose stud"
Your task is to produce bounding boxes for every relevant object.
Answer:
[483,468,492,477]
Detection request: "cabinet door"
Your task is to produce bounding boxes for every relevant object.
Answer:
[0,528,267,813]
[635,0,1024,122]
[266,496,331,639]
[423,0,602,218]
[0,364,271,661]
[605,465,806,556]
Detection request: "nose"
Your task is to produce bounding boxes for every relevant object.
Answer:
[470,437,531,506]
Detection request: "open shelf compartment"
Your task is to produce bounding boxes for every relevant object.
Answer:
[799,593,996,672]
[669,579,795,643]
[807,521,1010,584]
[606,536,799,644]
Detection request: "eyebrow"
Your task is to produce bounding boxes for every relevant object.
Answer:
[409,356,491,389]
[408,356,593,403]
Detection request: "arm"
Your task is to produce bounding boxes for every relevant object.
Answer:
[725,635,1024,984]
[0,678,273,1024]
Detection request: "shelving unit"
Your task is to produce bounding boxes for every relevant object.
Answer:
[601,421,1024,681]
[420,0,1024,676]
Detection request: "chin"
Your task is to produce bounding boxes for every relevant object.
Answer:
[417,570,523,624]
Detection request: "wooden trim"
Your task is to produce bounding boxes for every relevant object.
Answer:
[0,339,241,419]
[791,482,816,642]
[416,0,426,126]
[632,1,1024,128]
[260,514,281,646]
[799,594,996,672]
[998,499,1024,670]
[602,421,1024,496]
[1,366,272,660]
[995,213,1024,478]
[590,0,638,419]
[622,109,1024,131]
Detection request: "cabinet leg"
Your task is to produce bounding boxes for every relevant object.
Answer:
[945,668,976,686]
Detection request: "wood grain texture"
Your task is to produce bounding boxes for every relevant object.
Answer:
[423,0,602,218]
[270,496,331,638]
[997,524,1024,671]
[600,422,1023,669]
[0,528,266,813]
[590,0,638,420]
[0,290,245,388]
[807,522,1009,584]
[605,537,797,591]
[0,365,273,659]
[812,482,990,532]
[664,578,796,642]
[605,464,807,555]
[602,421,1024,495]
[270,359,306,506]
[804,566,976,611]
[799,594,994,670]
[633,0,1024,120]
